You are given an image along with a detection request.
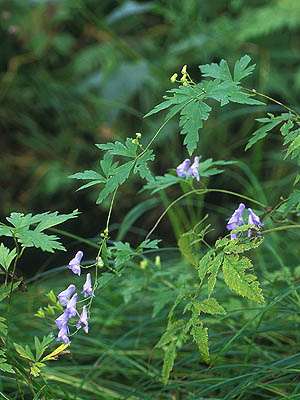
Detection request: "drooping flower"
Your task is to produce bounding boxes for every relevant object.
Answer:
[76,305,89,333]
[186,156,200,181]
[176,159,191,178]
[248,208,263,237]
[65,293,79,318]
[58,284,76,306]
[55,311,70,330]
[226,203,245,240]
[176,156,200,181]
[68,251,83,276]
[81,273,95,298]
[56,323,70,345]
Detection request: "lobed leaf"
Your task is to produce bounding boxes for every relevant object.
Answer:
[162,339,178,385]
[190,322,210,363]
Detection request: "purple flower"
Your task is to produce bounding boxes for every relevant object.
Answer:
[186,156,200,181]
[176,157,200,181]
[81,273,95,298]
[55,311,70,330]
[58,284,76,306]
[65,293,79,318]
[76,305,89,333]
[226,203,245,240]
[176,159,191,178]
[56,323,70,345]
[248,208,263,237]
[68,251,83,276]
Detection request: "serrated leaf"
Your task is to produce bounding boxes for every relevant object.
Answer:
[190,322,209,363]
[222,254,264,304]
[200,59,232,81]
[96,138,138,158]
[97,272,115,289]
[33,210,80,232]
[0,282,21,302]
[180,100,211,155]
[138,239,161,250]
[193,298,226,316]
[141,174,182,194]
[245,118,283,151]
[162,339,178,385]
[156,320,184,348]
[197,251,214,283]
[152,290,174,318]
[178,231,199,268]
[111,241,134,270]
[0,362,14,373]
[233,55,255,82]
[207,253,223,297]
[224,235,264,254]
[17,230,65,253]
[0,244,16,272]
[96,160,135,204]
[284,134,300,159]
[134,150,155,182]
[283,189,300,216]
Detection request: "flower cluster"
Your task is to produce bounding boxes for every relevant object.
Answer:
[55,251,95,345]
[176,156,200,181]
[226,203,263,240]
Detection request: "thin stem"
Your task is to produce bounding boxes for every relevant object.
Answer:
[243,87,300,117]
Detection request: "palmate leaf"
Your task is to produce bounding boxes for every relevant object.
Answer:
[192,298,226,316]
[134,150,155,182]
[233,55,256,82]
[283,189,300,216]
[155,320,185,348]
[17,230,65,253]
[96,137,138,158]
[141,174,182,194]
[222,254,264,304]
[0,244,16,272]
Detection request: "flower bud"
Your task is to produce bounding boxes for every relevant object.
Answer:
[170,73,178,83]
[181,65,187,74]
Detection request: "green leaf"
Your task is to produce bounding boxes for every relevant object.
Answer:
[197,251,214,283]
[162,339,178,385]
[111,241,134,270]
[179,100,211,155]
[245,116,285,151]
[283,189,300,216]
[14,343,35,361]
[233,55,256,82]
[69,170,105,191]
[0,282,21,302]
[152,290,174,318]
[178,231,199,268]
[96,138,138,158]
[193,298,226,316]
[207,253,223,297]
[134,150,155,182]
[200,59,232,81]
[0,362,14,373]
[222,254,264,304]
[17,230,65,253]
[155,319,184,348]
[0,244,16,272]
[138,239,161,250]
[97,272,115,289]
[190,322,209,363]
[141,174,182,194]
[96,160,135,204]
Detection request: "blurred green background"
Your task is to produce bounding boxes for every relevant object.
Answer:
[1,0,300,273]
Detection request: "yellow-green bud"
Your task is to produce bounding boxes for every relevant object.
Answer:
[97,256,104,267]
[154,255,161,267]
[132,139,137,144]
[170,73,178,83]
[183,81,188,87]
[140,259,148,269]
[136,132,142,139]
[181,65,187,74]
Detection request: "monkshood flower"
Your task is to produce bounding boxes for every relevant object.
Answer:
[68,251,83,276]
[56,323,70,345]
[58,284,76,306]
[81,273,95,298]
[176,156,200,181]
[65,293,79,318]
[226,203,245,240]
[248,208,264,237]
[55,311,70,330]
[76,305,89,333]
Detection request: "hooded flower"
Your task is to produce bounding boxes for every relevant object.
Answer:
[58,284,76,307]
[226,203,245,240]
[81,273,95,298]
[68,251,83,276]
[76,305,89,333]
[176,159,191,178]
[176,156,200,181]
[56,322,70,345]
[186,156,200,181]
[248,208,263,237]
[55,311,70,330]
[65,293,79,318]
